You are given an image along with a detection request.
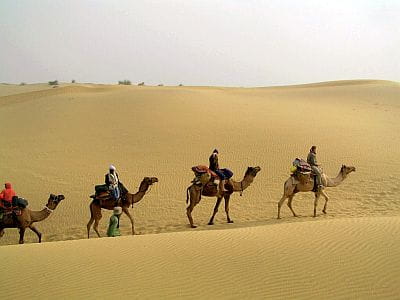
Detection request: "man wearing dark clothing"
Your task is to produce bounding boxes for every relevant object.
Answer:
[209,149,227,192]
[209,149,219,172]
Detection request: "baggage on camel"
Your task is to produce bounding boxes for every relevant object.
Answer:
[12,196,28,208]
[191,165,234,193]
[291,158,320,191]
[91,182,128,200]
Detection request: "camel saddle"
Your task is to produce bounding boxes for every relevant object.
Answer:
[90,182,128,201]
[291,172,318,192]
[0,207,22,221]
[201,180,234,196]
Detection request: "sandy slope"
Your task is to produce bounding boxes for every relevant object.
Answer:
[1,80,399,299]
[1,216,399,299]
[0,80,399,245]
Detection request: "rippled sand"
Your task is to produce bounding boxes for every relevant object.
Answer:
[1,80,399,298]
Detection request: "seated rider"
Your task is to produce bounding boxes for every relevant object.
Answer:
[209,149,228,192]
[105,165,120,203]
[307,146,323,190]
[0,182,16,209]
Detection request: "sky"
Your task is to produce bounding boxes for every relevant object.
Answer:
[1,0,399,86]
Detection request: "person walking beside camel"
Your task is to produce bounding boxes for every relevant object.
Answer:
[107,206,122,237]
[307,146,323,189]
[209,149,228,192]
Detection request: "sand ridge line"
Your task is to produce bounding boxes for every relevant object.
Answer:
[0,85,116,107]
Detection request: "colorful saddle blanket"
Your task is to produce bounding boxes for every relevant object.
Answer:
[292,158,312,173]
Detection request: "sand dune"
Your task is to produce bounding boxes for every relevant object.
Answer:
[1,216,399,299]
[0,80,400,245]
[1,80,399,299]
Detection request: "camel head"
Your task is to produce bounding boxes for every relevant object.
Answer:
[144,177,159,185]
[46,194,65,210]
[245,166,262,177]
[341,165,356,177]
[138,177,159,192]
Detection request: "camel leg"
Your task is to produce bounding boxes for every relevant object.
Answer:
[321,190,329,214]
[87,217,95,239]
[224,195,234,223]
[29,225,42,243]
[187,187,201,228]
[93,214,102,238]
[187,201,198,228]
[0,228,4,238]
[287,195,298,217]
[122,207,135,235]
[19,227,26,244]
[277,195,288,219]
[313,192,321,217]
[208,197,223,225]
[89,203,102,238]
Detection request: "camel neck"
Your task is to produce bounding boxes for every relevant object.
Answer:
[30,207,52,223]
[232,175,254,192]
[131,182,150,204]
[326,170,346,187]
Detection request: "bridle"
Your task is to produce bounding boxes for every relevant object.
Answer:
[45,195,61,213]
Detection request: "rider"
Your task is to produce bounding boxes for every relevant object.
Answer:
[307,146,323,190]
[209,149,228,192]
[0,182,16,209]
[105,165,120,204]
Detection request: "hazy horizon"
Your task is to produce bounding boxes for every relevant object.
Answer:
[1,0,399,86]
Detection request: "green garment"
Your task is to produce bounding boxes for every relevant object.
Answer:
[107,214,121,237]
[307,152,318,166]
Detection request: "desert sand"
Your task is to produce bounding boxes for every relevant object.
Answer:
[0,80,399,298]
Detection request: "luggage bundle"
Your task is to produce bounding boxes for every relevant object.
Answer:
[11,196,28,208]
[291,158,312,174]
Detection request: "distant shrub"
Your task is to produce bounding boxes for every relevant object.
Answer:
[71,79,76,83]
[48,80,58,86]
[179,84,183,86]
[118,80,131,85]
[20,82,26,86]
[138,82,145,86]
[158,84,164,86]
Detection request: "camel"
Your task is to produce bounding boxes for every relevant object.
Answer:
[87,177,158,238]
[277,165,356,219]
[0,194,65,244]
[186,166,261,228]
